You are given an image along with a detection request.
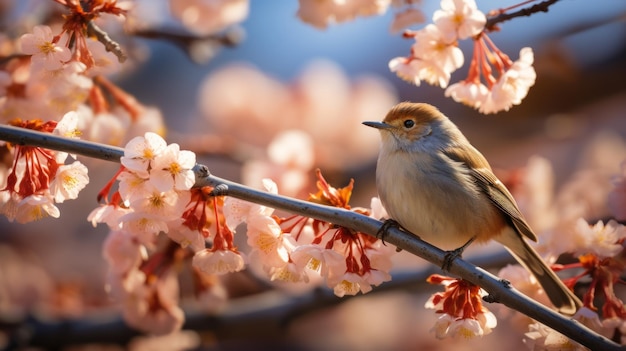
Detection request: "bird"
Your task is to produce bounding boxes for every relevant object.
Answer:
[363,101,581,315]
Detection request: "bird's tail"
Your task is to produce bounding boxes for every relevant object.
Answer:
[496,233,582,315]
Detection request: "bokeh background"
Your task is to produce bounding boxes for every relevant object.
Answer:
[1,1,626,350]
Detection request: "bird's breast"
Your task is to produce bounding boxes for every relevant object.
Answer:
[376,150,505,250]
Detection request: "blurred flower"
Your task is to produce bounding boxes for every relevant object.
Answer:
[497,264,551,310]
[571,218,626,258]
[390,7,425,33]
[192,248,246,275]
[200,60,396,172]
[129,330,201,351]
[242,129,314,196]
[608,161,626,221]
[169,0,249,35]
[297,0,391,29]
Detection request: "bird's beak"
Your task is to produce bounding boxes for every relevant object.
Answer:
[362,121,392,130]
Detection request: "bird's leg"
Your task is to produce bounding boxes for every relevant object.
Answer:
[442,236,476,271]
[376,219,403,251]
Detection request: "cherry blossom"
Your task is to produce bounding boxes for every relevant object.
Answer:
[169,0,250,35]
[444,80,488,109]
[85,38,122,77]
[390,7,425,33]
[49,161,89,203]
[479,47,536,114]
[412,24,464,72]
[14,194,60,223]
[192,248,246,275]
[571,219,626,258]
[425,274,497,339]
[19,25,71,71]
[149,143,196,192]
[297,0,391,29]
[120,132,167,178]
[432,0,486,41]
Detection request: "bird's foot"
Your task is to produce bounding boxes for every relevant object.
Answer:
[442,236,476,271]
[376,219,400,248]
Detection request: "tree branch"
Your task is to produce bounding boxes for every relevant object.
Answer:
[87,20,127,63]
[485,0,561,32]
[0,125,621,351]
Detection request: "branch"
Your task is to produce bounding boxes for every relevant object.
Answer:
[87,21,127,63]
[0,125,621,351]
[485,0,561,32]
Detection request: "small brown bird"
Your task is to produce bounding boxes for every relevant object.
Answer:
[363,102,581,315]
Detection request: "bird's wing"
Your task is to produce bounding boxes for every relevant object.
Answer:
[443,146,538,242]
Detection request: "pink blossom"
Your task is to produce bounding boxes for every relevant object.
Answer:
[166,220,207,252]
[15,194,60,223]
[223,178,277,230]
[121,132,167,178]
[297,0,391,29]
[128,187,189,221]
[49,161,89,203]
[390,7,425,33]
[102,230,145,275]
[432,0,486,41]
[480,47,536,114]
[85,38,121,76]
[169,0,249,35]
[87,204,129,229]
[412,24,464,72]
[389,56,451,88]
[446,315,496,339]
[246,215,291,266]
[331,272,372,297]
[19,25,71,71]
[444,80,488,109]
[121,270,185,335]
[290,244,346,278]
[268,261,309,283]
[572,218,626,258]
[118,212,169,245]
[117,170,151,205]
[192,249,245,275]
[149,143,196,192]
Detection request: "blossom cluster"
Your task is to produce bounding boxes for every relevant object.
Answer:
[84,131,396,335]
[0,113,89,223]
[390,0,536,114]
[489,155,626,349]
[225,170,395,296]
[425,274,497,340]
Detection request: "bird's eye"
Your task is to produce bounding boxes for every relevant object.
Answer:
[403,119,415,129]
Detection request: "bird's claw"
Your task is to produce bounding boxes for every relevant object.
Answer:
[376,219,400,247]
[441,236,476,271]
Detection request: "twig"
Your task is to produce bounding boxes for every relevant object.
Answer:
[0,125,622,351]
[86,20,127,63]
[485,0,561,32]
